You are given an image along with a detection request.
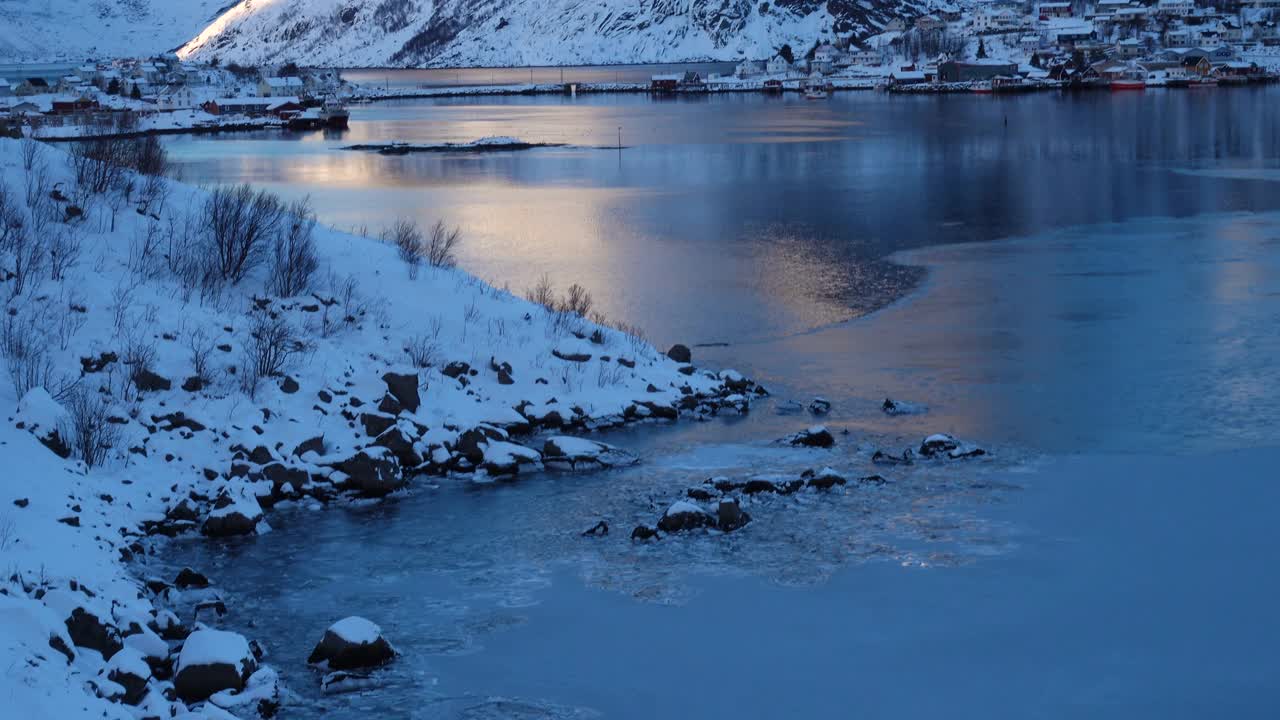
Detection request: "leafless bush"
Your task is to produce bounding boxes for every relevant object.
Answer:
[64,389,119,468]
[0,515,15,552]
[561,283,593,318]
[20,138,40,173]
[71,138,132,195]
[267,198,319,297]
[404,335,439,368]
[110,282,136,335]
[0,184,21,253]
[526,274,555,310]
[55,290,88,350]
[383,219,424,279]
[423,220,462,268]
[122,335,157,388]
[137,174,169,217]
[461,302,481,343]
[47,227,82,281]
[129,219,163,280]
[1,310,77,401]
[132,135,168,177]
[7,226,46,297]
[239,313,307,399]
[23,158,48,209]
[187,329,214,386]
[203,184,284,285]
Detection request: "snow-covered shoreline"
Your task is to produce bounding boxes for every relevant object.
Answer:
[0,135,763,718]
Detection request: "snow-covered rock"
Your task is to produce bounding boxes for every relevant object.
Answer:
[919,434,987,459]
[541,436,638,471]
[307,617,395,670]
[782,426,836,448]
[174,629,256,702]
[657,501,715,533]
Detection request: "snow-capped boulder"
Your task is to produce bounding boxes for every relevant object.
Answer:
[919,434,986,459]
[479,441,542,477]
[450,424,508,465]
[307,617,395,670]
[809,397,832,415]
[541,436,638,471]
[717,498,751,532]
[64,605,123,660]
[106,647,152,705]
[667,344,692,363]
[202,491,264,537]
[332,447,404,496]
[372,423,424,467]
[381,371,420,413]
[782,426,835,448]
[806,467,846,490]
[174,629,257,702]
[656,501,715,533]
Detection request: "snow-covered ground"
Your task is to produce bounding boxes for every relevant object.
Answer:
[0,135,758,718]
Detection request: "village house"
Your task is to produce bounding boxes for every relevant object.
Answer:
[849,47,882,66]
[915,15,946,32]
[766,55,793,75]
[1165,28,1192,47]
[202,96,300,117]
[1116,38,1146,59]
[650,74,680,92]
[1096,0,1135,12]
[735,60,765,78]
[1021,34,1043,53]
[257,76,304,97]
[14,78,51,96]
[1038,3,1073,19]
[1156,0,1195,16]
[888,69,928,86]
[1054,25,1096,49]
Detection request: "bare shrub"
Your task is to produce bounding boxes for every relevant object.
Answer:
[526,274,555,310]
[70,137,132,195]
[203,184,284,285]
[239,313,307,399]
[64,389,119,468]
[404,335,439,368]
[423,220,462,268]
[129,219,163,281]
[122,335,158,389]
[132,135,168,177]
[267,198,319,297]
[560,283,593,318]
[47,227,82,281]
[187,329,214,386]
[383,219,423,279]
[7,226,46,297]
[23,158,48,210]
[0,183,21,253]
[20,137,40,173]
[1,310,77,400]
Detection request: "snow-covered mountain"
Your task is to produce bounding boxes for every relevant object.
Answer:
[0,1,233,63]
[177,0,933,69]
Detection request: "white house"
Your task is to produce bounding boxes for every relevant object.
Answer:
[257,76,304,97]
[735,60,766,78]
[1116,38,1145,58]
[766,56,793,75]
[915,14,946,31]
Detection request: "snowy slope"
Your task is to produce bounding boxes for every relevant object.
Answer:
[177,0,934,68]
[0,0,232,63]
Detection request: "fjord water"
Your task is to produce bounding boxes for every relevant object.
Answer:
[162,87,1280,717]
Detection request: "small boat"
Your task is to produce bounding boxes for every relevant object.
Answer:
[319,98,350,128]
[803,80,828,99]
[1188,76,1218,88]
[971,80,994,94]
[762,79,784,94]
[1110,68,1146,91]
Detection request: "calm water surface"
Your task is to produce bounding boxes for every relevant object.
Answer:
[161,86,1280,718]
